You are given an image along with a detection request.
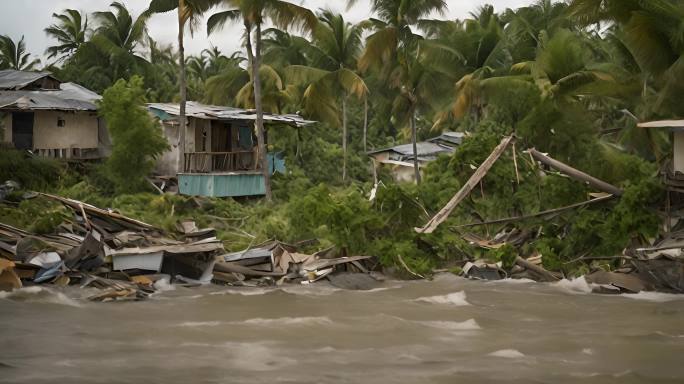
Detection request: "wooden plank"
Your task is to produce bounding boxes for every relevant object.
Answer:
[528,148,623,196]
[415,136,515,234]
[515,256,559,282]
[450,195,615,229]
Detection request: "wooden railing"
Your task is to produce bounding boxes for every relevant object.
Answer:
[184,151,258,173]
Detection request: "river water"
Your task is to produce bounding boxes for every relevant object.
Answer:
[1,274,684,383]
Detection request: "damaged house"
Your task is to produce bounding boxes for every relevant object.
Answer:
[638,119,684,229]
[148,101,313,198]
[368,131,465,183]
[0,70,109,159]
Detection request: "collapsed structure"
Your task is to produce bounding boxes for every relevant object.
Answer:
[0,193,379,300]
[0,70,109,159]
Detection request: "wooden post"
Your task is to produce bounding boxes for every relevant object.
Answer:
[528,148,623,196]
[415,136,515,234]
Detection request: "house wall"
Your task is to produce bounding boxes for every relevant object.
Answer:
[392,164,419,183]
[156,121,180,176]
[674,131,684,174]
[155,117,212,176]
[1,113,10,143]
[33,110,98,149]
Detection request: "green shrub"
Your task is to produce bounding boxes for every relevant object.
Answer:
[98,76,169,194]
[0,149,63,190]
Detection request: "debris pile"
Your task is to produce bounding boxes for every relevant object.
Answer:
[214,241,379,288]
[0,193,382,301]
[455,225,684,294]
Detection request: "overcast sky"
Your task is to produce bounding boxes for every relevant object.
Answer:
[1,0,531,65]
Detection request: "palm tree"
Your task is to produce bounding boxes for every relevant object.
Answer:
[568,0,684,116]
[204,56,250,105]
[44,9,89,62]
[207,0,317,200]
[146,37,179,101]
[0,35,40,70]
[90,1,150,81]
[352,0,448,183]
[285,10,368,181]
[147,0,221,174]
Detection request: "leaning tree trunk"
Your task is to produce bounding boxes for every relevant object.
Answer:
[177,1,187,175]
[248,23,272,200]
[410,108,421,184]
[342,96,348,182]
[363,97,368,153]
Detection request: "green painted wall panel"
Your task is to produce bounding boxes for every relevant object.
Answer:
[178,173,265,197]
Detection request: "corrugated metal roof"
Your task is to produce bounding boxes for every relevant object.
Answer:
[0,70,58,90]
[0,82,99,111]
[148,101,314,127]
[428,131,465,145]
[58,82,101,102]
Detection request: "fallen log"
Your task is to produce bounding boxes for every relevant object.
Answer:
[514,256,559,282]
[415,136,515,234]
[451,195,615,229]
[527,148,623,196]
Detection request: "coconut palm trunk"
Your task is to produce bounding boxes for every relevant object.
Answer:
[342,95,348,181]
[177,0,187,174]
[246,23,272,200]
[410,108,421,184]
[363,97,368,153]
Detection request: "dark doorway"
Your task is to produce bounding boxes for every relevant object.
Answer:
[12,112,34,150]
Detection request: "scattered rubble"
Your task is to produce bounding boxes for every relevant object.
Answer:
[0,193,383,301]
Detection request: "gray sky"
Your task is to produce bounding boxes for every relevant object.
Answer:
[0,0,531,65]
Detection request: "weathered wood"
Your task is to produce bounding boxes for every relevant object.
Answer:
[415,136,515,234]
[514,256,559,282]
[528,148,623,196]
[451,195,615,229]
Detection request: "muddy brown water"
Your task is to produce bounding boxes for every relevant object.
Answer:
[1,274,684,384]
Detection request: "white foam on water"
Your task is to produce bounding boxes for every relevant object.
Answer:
[414,291,470,306]
[582,348,594,355]
[493,278,536,284]
[153,278,175,292]
[351,286,399,293]
[0,286,81,307]
[620,291,684,303]
[488,349,526,358]
[177,321,223,327]
[553,277,593,294]
[415,318,481,331]
[279,286,342,296]
[209,288,272,296]
[239,316,333,326]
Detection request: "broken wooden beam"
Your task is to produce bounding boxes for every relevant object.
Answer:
[514,256,559,282]
[527,148,623,196]
[450,195,615,229]
[415,136,515,234]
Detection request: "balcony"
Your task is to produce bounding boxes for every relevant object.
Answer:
[183,151,258,173]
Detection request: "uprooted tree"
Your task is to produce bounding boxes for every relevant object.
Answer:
[98,76,169,194]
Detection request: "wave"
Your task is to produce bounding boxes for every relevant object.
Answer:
[177,321,223,327]
[209,288,273,296]
[620,291,684,303]
[414,318,481,331]
[414,291,470,306]
[553,277,594,294]
[0,286,81,307]
[488,349,525,358]
[240,316,333,326]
